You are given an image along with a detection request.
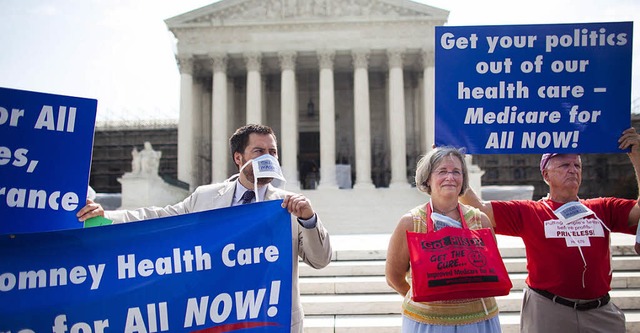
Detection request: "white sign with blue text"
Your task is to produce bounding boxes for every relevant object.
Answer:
[435,22,633,154]
[0,87,97,234]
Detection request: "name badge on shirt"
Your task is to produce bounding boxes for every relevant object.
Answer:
[544,218,605,247]
[553,201,596,224]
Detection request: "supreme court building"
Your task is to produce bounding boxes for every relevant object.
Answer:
[165,0,449,191]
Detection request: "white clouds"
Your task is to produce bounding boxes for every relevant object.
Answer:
[31,4,58,16]
[0,0,212,121]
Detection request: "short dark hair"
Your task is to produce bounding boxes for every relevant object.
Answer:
[229,124,276,157]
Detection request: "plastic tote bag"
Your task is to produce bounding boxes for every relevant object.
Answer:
[406,205,512,302]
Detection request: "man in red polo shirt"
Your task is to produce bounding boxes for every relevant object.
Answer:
[461,127,640,333]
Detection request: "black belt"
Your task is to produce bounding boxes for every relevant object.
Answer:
[529,287,610,311]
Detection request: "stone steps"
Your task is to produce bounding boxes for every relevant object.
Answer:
[301,289,640,315]
[300,233,640,332]
[303,311,640,333]
[300,271,640,295]
[300,256,640,277]
[300,289,640,315]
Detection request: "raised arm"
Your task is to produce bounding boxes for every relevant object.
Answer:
[618,127,640,228]
[459,187,496,228]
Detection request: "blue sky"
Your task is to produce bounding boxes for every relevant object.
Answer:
[0,0,638,121]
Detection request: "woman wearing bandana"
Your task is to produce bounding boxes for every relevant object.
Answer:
[460,128,640,333]
[77,124,332,333]
[386,146,502,333]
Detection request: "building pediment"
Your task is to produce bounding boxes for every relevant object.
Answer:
[166,0,449,28]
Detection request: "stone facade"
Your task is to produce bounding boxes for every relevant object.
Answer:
[165,0,449,191]
[90,116,640,199]
[87,0,640,203]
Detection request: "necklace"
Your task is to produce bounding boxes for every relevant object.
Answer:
[432,204,459,215]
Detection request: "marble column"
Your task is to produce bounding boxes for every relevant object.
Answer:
[245,52,262,124]
[388,49,409,188]
[352,49,374,189]
[211,53,228,182]
[195,83,210,186]
[177,56,194,188]
[279,51,299,189]
[317,50,338,189]
[422,51,435,154]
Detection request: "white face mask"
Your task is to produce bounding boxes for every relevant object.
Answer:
[239,154,286,202]
[553,201,596,225]
[428,201,462,231]
[431,212,462,231]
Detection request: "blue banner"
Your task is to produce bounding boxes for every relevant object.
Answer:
[435,22,633,154]
[0,200,293,333]
[0,87,97,234]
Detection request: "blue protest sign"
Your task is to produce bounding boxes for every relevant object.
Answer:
[435,22,633,154]
[0,200,293,332]
[0,87,97,234]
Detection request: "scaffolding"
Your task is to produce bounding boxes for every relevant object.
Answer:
[90,119,179,193]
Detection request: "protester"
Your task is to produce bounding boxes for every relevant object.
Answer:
[460,127,640,333]
[386,146,502,332]
[77,124,332,333]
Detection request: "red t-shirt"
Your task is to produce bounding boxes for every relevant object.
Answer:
[491,197,636,299]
